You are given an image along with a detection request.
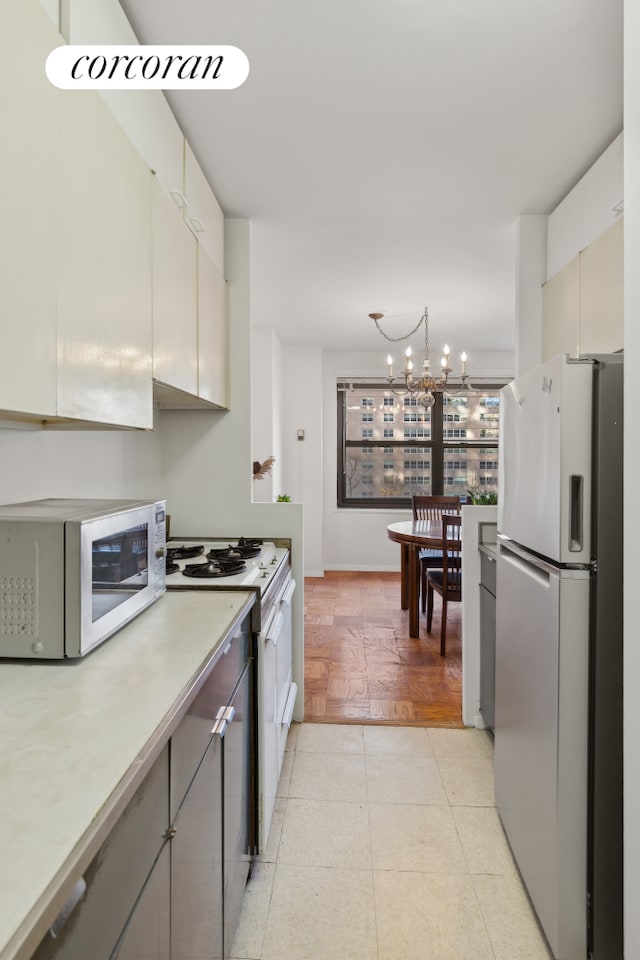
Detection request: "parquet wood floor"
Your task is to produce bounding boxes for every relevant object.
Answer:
[303,570,463,727]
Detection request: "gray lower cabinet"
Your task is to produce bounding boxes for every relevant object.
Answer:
[480,551,497,733]
[170,615,253,960]
[31,746,170,960]
[111,844,171,960]
[30,612,254,960]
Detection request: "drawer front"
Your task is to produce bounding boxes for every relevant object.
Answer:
[480,552,497,596]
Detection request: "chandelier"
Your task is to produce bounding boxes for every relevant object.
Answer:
[369,307,469,408]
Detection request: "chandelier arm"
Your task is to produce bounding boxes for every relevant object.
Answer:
[371,309,427,343]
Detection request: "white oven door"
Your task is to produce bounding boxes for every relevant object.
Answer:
[259,576,296,851]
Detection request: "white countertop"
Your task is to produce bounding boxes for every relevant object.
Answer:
[0,589,255,960]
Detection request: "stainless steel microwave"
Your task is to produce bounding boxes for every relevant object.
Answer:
[0,498,166,659]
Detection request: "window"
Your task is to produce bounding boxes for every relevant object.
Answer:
[338,382,504,507]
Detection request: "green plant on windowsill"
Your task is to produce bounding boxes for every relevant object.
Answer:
[276,494,292,502]
[467,489,498,505]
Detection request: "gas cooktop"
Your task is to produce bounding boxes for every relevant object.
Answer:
[165,539,289,596]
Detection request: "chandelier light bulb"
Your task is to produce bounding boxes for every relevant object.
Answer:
[405,345,412,358]
[443,344,450,356]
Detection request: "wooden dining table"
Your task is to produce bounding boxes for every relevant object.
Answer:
[387,518,450,638]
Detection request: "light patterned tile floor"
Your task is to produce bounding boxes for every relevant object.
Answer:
[230,723,553,960]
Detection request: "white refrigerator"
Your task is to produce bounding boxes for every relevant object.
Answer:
[495,353,623,960]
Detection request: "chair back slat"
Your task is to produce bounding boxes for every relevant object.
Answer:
[441,513,462,593]
[412,495,461,521]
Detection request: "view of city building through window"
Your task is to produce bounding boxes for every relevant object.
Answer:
[337,382,503,507]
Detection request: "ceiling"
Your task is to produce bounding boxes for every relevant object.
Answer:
[119,0,622,359]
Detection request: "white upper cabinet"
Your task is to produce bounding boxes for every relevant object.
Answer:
[56,90,153,427]
[579,218,623,355]
[184,144,225,275]
[67,0,185,197]
[542,219,623,362]
[152,180,199,397]
[2,0,153,429]
[0,0,58,419]
[3,0,228,426]
[198,247,228,408]
[152,181,228,409]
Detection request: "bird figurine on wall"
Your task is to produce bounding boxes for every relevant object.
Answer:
[253,456,275,479]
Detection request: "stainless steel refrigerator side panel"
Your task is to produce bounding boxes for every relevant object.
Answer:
[495,540,589,960]
[498,355,593,565]
[588,356,624,959]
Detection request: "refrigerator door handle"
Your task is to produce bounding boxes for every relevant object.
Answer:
[497,537,556,582]
[569,475,584,552]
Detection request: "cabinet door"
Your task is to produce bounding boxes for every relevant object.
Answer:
[56,90,153,428]
[223,663,253,955]
[580,218,623,354]
[171,733,224,960]
[184,143,225,274]
[31,747,169,960]
[259,634,279,852]
[110,843,170,960]
[0,0,58,417]
[479,584,496,732]
[152,179,198,396]
[542,256,580,361]
[198,246,228,408]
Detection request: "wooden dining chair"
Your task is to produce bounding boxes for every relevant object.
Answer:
[425,513,462,656]
[411,495,461,613]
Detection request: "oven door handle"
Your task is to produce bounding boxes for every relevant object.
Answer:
[280,578,296,607]
[267,611,285,645]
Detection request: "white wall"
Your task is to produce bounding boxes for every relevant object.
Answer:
[547,132,624,278]
[321,349,514,572]
[0,425,164,505]
[280,346,324,576]
[251,327,278,504]
[624,0,640,951]
[515,214,547,375]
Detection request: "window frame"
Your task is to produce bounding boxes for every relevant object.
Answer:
[337,380,506,509]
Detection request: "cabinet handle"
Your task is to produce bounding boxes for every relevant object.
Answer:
[211,705,236,738]
[48,878,87,938]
